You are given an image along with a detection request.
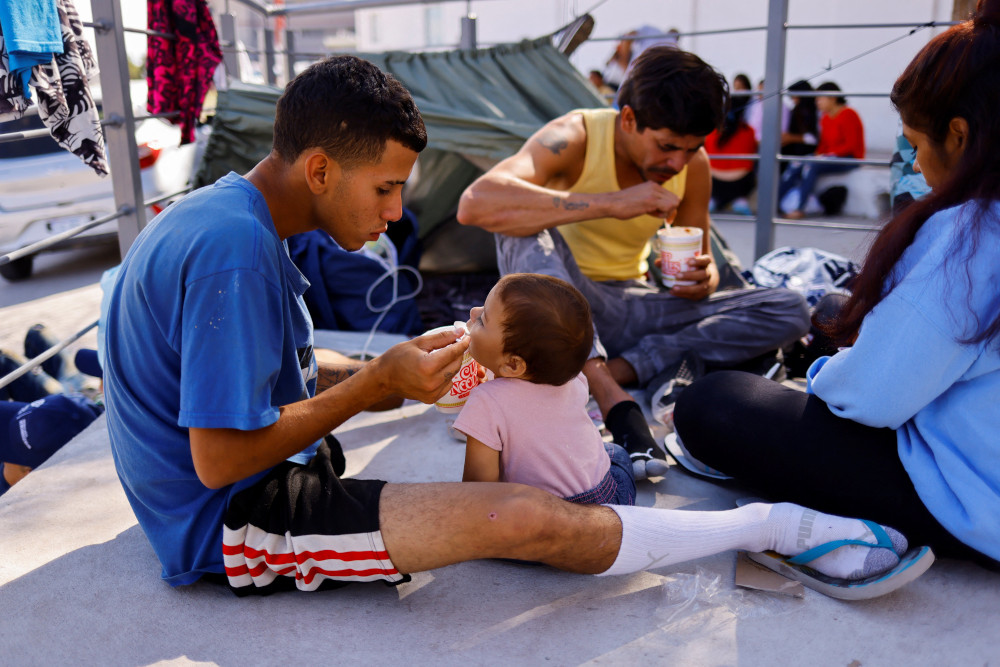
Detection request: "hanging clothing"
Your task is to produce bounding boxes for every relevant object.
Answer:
[0,0,106,175]
[0,25,33,119]
[147,0,222,145]
[0,0,63,102]
[30,0,107,174]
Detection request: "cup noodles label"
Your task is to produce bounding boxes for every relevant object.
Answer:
[435,349,481,413]
[449,353,480,398]
[657,227,703,287]
[662,249,695,279]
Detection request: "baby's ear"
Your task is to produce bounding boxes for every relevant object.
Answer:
[498,354,528,379]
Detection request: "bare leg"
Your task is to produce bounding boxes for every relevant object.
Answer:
[605,357,638,387]
[379,482,622,574]
[380,484,906,583]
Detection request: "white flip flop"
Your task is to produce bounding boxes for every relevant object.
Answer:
[746,543,935,601]
[663,432,733,480]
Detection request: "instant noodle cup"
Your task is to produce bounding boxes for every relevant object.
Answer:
[435,347,483,414]
[656,226,703,288]
[425,322,483,414]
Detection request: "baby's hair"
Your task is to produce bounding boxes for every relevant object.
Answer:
[494,273,594,386]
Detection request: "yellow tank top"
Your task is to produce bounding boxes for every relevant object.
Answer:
[558,108,688,282]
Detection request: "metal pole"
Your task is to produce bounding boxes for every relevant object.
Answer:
[286,30,296,83]
[460,15,477,49]
[90,0,146,257]
[264,27,277,85]
[754,0,789,261]
[220,13,242,82]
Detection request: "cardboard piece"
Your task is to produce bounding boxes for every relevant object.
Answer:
[734,551,805,598]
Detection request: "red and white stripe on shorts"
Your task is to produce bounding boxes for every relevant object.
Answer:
[222,523,405,591]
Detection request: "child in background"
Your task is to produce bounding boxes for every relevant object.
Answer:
[454,273,636,505]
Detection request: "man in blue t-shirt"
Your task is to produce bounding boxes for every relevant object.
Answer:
[104,55,924,597]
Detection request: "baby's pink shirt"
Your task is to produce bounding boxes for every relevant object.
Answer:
[453,374,610,498]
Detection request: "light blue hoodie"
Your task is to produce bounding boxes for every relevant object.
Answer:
[807,201,1000,561]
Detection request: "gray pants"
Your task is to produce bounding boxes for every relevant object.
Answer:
[496,229,810,386]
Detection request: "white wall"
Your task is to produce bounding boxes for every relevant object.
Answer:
[357,0,954,153]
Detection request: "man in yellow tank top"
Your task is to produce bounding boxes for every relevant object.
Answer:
[458,47,809,479]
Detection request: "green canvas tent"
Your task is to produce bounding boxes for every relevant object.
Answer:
[195,37,605,272]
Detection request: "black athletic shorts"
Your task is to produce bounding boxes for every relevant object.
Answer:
[221,437,409,595]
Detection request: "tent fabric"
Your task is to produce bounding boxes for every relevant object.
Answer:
[194,37,605,241]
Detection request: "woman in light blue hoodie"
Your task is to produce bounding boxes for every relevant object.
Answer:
[674,0,1000,570]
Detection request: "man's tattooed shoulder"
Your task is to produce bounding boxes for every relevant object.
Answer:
[537,131,569,155]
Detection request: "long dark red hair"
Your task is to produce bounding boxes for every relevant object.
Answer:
[829,0,1000,347]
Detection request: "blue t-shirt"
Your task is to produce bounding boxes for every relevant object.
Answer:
[807,201,1000,560]
[104,173,319,585]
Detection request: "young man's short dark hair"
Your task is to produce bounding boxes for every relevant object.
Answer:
[272,55,427,168]
[616,46,728,137]
[495,274,594,386]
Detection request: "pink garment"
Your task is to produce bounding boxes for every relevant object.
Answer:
[453,374,610,498]
[146,0,222,145]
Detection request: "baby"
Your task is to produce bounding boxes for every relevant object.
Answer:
[454,273,636,505]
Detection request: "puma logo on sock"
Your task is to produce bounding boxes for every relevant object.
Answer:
[796,509,817,550]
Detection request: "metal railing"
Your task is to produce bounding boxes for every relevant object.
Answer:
[219,0,494,84]
[0,321,99,392]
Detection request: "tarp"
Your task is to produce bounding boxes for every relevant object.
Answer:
[194,37,605,272]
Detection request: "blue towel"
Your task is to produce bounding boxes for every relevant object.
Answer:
[0,0,64,100]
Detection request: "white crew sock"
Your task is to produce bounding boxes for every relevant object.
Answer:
[597,502,906,580]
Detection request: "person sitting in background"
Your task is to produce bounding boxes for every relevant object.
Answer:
[731,73,753,103]
[0,393,104,496]
[456,273,635,506]
[601,34,632,91]
[781,79,819,161]
[0,325,104,496]
[587,70,616,103]
[705,73,757,215]
[779,82,864,219]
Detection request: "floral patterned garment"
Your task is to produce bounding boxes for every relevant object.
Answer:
[0,28,32,119]
[146,0,222,145]
[0,0,107,176]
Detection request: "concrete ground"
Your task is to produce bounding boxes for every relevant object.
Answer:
[2,233,1000,666]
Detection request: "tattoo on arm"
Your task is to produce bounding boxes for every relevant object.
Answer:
[552,196,589,211]
[537,133,569,155]
[316,363,362,393]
